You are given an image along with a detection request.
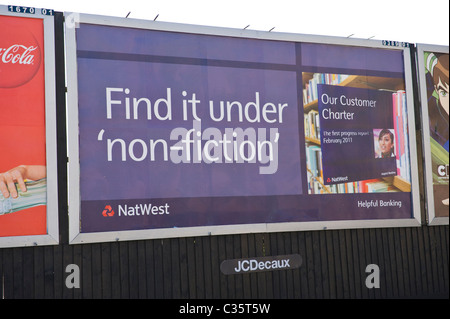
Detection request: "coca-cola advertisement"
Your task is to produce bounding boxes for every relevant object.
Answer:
[0,17,42,88]
[0,14,48,240]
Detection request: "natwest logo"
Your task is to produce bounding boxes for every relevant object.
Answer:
[0,44,37,65]
[102,205,115,217]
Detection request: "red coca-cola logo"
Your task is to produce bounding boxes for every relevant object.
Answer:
[1,45,37,64]
[0,24,41,88]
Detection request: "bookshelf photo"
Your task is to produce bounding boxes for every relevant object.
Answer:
[302,72,412,194]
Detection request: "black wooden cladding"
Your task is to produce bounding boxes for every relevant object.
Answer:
[1,226,448,299]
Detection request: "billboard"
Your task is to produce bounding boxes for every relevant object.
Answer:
[417,44,449,225]
[66,14,421,244]
[0,6,59,247]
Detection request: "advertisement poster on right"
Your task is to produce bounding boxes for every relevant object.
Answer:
[418,45,449,224]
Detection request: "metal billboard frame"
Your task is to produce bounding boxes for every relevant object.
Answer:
[0,5,59,248]
[416,43,449,226]
[65,12,422,244]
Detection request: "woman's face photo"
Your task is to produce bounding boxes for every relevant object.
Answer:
[379,133,393,155]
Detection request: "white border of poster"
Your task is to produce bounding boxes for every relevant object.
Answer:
[66,13,421,245]
[0,5,59,247]
[416,43,449,226]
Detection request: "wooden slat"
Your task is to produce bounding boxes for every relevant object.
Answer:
[232,235,244,299]
[284,233,295,298]
[301,231,313,298]
[224,235,236,298]
[439,226,449,294]
[144,240,155,298]
[276,233,288,299]
[13,248,23,298]
[60,245,71,299]
[428,226,440,294]
[217,235,228,298]
[33,247,44,299]
[22,247,34,298]
[289,232,301,299]
[338,230,351,298]
[310,230,322,298]
[269,233,281,298]
[100,243,111,299]
[209,236,221,299]
[91,243,102,299]
[374,229,387,298]
[153,239,164,298]
[162,239,172,298]
[421,226,434,294]
[326,231,337,298]
[2,249,13,298]
[194,237,205,298]
[52,245,63,299]
[81,244,92,298]
[239,234,251,298]
[43,246,55,298]
[263,233,274,299]
[170,238,181,299]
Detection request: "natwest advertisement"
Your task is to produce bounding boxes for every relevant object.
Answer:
[0,8,58,247]
[66,14,421,244]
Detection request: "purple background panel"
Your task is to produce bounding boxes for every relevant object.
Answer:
[301,43,404,74]
[77,59,302,201]
[76,24,296,65]
[80,192,412,233]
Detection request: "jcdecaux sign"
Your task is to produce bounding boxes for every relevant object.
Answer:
[220,254,303,275]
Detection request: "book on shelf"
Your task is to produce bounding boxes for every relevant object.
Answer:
[392,90,411,183]
[365,179,399,193]
[304,109,320,141]
[305,145,323,194]
[303,73,349,105]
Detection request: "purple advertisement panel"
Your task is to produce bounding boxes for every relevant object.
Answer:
[78,60,302,200]
[73,23,416,235]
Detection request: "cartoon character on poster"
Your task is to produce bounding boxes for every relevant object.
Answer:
[424,52,449,215]
[0,15,48,237]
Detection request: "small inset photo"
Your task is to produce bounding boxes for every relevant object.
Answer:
[373,128,396,158]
